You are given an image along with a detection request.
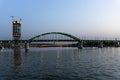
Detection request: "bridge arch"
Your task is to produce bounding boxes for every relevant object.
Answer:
[28,32,81,42]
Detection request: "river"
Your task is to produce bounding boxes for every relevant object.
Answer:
[0,47,120,80]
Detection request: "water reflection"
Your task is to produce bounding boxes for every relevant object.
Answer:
[1,47,120,80]
[13,47,22,74]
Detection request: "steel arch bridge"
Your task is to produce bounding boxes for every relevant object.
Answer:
[0,32,81,44]
[28,32,81,43]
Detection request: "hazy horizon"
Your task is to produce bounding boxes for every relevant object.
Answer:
[0,0,120,39]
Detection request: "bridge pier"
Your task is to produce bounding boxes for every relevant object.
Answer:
[98,41,103,48]
[78,41,83,49]
[115,41,120,47]
[0,43,4,50]
[25,43,29,52]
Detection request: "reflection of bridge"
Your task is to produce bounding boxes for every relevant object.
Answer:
[0,32,120,51]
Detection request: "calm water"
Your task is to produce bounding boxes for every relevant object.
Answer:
[1,47,120,80]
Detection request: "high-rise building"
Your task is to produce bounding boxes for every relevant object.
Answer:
[12,20,21,40]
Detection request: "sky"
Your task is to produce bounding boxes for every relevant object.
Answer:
[0,0,120,39]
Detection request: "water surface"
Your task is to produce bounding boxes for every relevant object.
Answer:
[0,47,120,80]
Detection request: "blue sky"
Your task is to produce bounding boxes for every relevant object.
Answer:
[0,0,120,39]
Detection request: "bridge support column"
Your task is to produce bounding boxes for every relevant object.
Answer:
[0,43,4,50]
[115,41,120,47]
[98,41,103,48]
[78,41,83,49]
[25,43,29,52]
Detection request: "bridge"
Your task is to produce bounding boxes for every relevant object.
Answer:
[0,32,81,42]
[0,32,82,51]
[0,32,120,52]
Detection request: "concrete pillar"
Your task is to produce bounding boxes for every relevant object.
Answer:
[98,41,103,48]
[78,41,83,49]
[115,41,119,47]
[25,43,29,52]
[0,44,4,50]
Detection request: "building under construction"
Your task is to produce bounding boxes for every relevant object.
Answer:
[12,20,21,40]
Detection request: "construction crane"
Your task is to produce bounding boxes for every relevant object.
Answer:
[10,16,22,21]
[10,16,14,21]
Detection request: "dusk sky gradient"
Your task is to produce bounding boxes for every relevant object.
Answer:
[0,0,120,39]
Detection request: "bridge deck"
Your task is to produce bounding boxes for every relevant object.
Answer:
[0,39,118,43]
